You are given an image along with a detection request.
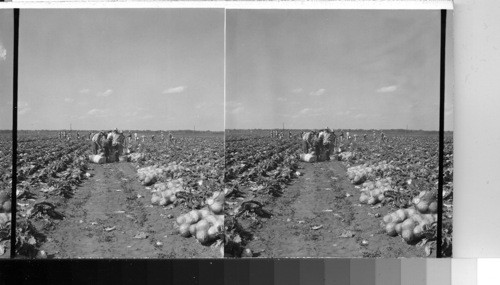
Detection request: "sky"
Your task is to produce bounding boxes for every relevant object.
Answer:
[226,10,454,131]
[16,9,224,131]
[0,10,13,130]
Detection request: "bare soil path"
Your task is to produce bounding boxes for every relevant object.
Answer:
[246,159,429,258]
[40,162,221,258]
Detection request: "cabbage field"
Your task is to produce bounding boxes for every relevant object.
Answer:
[224,129,453,258]
[0,131,12,258]
[15,130,224,258]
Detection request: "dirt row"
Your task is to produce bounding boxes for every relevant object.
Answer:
[245,159,428,258]
[38,162,221,258]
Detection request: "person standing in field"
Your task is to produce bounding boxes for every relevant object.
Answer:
[312,131,323,156]
[91,131,105,155]
[115,131,125,157]
[302,131,313,153]
[141,135,145,142]
[270,130,273,138]
[161,132,165,141]
[76,132,80,140]
[319,129,333,160]
[151,134,155,141]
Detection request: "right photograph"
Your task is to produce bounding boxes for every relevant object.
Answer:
[224,9,453,258]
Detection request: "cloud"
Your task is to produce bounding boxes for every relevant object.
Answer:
[96,89,113,97]
[293,107,325,118]
[227,102,244,115]
[79,88,90,94]
[18,101,31,115]
[0,44,6,61]
[309,89,326,96]
[376,85,398,93]
[291,88,303,94]
[299,108,312,115]
[131,107,146,117]
[162,86,186,94]
[87,108,109,117]
[231,106,244,114]
[64,98,74,103]
[354,113,368,119]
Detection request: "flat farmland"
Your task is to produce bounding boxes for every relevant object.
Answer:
[224,129,453,258]
[16,130,224,258]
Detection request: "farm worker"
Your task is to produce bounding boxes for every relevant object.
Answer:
[353,134,357,141]
[105,130,115,159]
[127,132,132,144]
[319,129,333,160]
[289,131,292,139]
[364,134,367,141]
[312,131,323,156]
[141,135,145,142]
[302,131,313,153]
[161,132,164,141]
[346,131,350,140]
[114,131,125,157]
[339,131,344,142]
[76,132,80,140]
[102,138,111,159]
[270,130,273,138]
[91,132,105,155]
[151,134,155,141]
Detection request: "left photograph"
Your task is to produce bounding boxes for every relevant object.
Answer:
[15,9,225,258]
[0,9,13,258]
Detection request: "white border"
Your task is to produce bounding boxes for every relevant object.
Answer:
[0,1,453,10]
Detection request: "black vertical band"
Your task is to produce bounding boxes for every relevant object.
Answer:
[11,8,19,259]
[437,9,447,258]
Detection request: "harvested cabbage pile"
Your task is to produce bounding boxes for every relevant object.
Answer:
[176,191,224,245]
[128,153,145,162]
[138,163,187,186]
[347,161,393,185]
[412,190,438,214]
[150,178,184,206]
[359,178,394,205]
[382,208,437,243]
[138,165,165,186]
[0,190,11,227]
[338,151,355,162]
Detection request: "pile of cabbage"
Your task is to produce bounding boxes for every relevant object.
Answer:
[176,191,224,245]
